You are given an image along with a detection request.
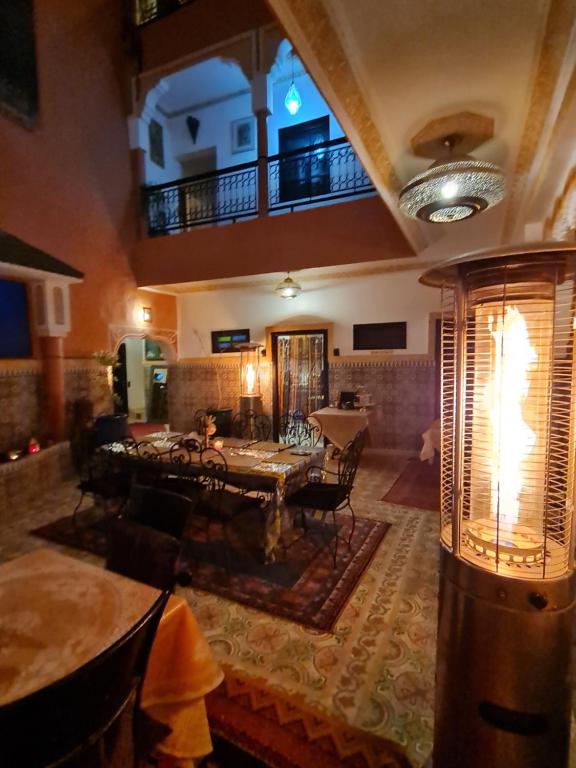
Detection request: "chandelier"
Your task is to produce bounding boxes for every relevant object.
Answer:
[399,136,505,223]
[275,272,301,299]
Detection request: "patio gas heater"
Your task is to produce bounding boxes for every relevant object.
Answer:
[237,342,263,416]
[420,243,576,768]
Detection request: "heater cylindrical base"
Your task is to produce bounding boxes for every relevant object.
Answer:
[433,548,575,768]
[238,395,263,415]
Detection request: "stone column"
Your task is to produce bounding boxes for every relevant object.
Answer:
[40,336,65,441]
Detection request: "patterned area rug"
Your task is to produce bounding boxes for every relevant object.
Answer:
[31,509,389,632]
[204,667,413,768]
[381,459,440,511]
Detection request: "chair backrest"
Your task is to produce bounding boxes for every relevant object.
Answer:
[0,590,169,768]
[106,517,181,591]
[337,429,366,492]
[279,411,322,447]
[93,414,130,447]
[129,483,195,539]
[199,447,228,494]
[232,410,271,441]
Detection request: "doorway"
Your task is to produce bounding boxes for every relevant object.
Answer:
[272,329,328,439]
[112,337,168,424]
[178,147,217,224]
[278,116,330,202]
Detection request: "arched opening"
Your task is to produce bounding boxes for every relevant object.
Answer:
[112,334,174,431]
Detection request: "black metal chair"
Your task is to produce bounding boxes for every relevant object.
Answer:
[128,483,197,540]
[106,517,191,591]
[279,410,322,447]
[286,429,366,565]
[194,448,267,572]
[231,410,271,442]
[73,433,132,528]
[0,590,169,768]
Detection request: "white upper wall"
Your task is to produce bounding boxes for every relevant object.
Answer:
[143,54,343,184]
[177,268,440,358]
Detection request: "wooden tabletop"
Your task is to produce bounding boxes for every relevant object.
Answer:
[0,548,160,706]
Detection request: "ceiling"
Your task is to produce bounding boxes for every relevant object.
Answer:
[156,44,305,116]
[265,0,576,259]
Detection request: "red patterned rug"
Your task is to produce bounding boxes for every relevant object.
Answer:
[381,459,440,511]
[32,510,389,632]
[204,667,413,768]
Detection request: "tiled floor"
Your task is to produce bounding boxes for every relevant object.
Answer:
[2,450,439,767]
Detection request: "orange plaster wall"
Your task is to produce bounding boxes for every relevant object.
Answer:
[132,196,416,286]
[140,0,273,73]
[0,0,176,360]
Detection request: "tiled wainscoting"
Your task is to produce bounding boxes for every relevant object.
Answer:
[168,358,436,450]
[0,367,44,454]
[0,442,73,526]
[64,363,113,421]
[0,363,112,453]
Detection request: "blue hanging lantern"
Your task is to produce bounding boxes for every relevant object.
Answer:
[284,81,302,116]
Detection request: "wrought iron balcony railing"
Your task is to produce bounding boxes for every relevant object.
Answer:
[135,0,196,26]
[144,162,258,236]
[268,138,374,212]
[142,138,374,237]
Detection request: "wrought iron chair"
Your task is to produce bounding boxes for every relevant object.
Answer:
[231,410,271,442]
[279,410,322,447]
[286,429,366,565]
[72,432,133,528]
[128,483,196,540]
[194,447,267,572]
[106,517,191,591]
[0,590,169,768]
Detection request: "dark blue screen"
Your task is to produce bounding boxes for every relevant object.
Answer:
[0,279,31,357]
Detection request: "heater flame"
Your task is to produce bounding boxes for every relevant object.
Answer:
[245,363,256,395]
[487,306,537,526]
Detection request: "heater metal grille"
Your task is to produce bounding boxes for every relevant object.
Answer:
[441,256,576,579]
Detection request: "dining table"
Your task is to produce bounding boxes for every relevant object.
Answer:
[107,433,326,561]
[309,406,371,450]
[0,548,223,766]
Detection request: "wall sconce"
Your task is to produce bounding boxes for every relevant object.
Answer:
[142,307,152,323]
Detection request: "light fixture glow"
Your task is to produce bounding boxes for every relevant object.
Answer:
[284,82,302,116]
[441,180,459,199]
[399,157,505,223]
[141,307,152,323]
[275,273,302,299]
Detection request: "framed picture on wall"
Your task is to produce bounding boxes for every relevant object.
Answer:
[231,117,255,153]
[149,119,165,168]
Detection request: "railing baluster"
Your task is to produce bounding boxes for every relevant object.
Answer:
[142,139,373,236]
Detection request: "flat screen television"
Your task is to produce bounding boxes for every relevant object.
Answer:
[152,367,167,384]
[353,322,407,351]
[0,279,31,357]
[211,328,250,353]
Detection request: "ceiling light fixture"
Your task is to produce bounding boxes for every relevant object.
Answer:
[284,49,302,116]
[275,272,301,299]
[399,135,505,224]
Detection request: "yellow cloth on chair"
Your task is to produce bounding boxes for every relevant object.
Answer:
[141,595,224,763]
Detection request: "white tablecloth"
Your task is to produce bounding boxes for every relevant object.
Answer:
[309,407,370,450]
[420,418,441,462]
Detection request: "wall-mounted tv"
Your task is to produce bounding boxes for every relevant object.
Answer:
[211,328,250,353]
[0,279,31,357]
[353,322,407,351]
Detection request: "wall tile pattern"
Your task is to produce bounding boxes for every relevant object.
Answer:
[168,359,435,449]
[0,370,45,453]
[64,366,113,426]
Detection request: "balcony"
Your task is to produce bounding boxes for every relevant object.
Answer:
[143,138,375,237]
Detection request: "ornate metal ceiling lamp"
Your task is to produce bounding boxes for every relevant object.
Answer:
[275,272,302,299]
[399,113,505,223]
